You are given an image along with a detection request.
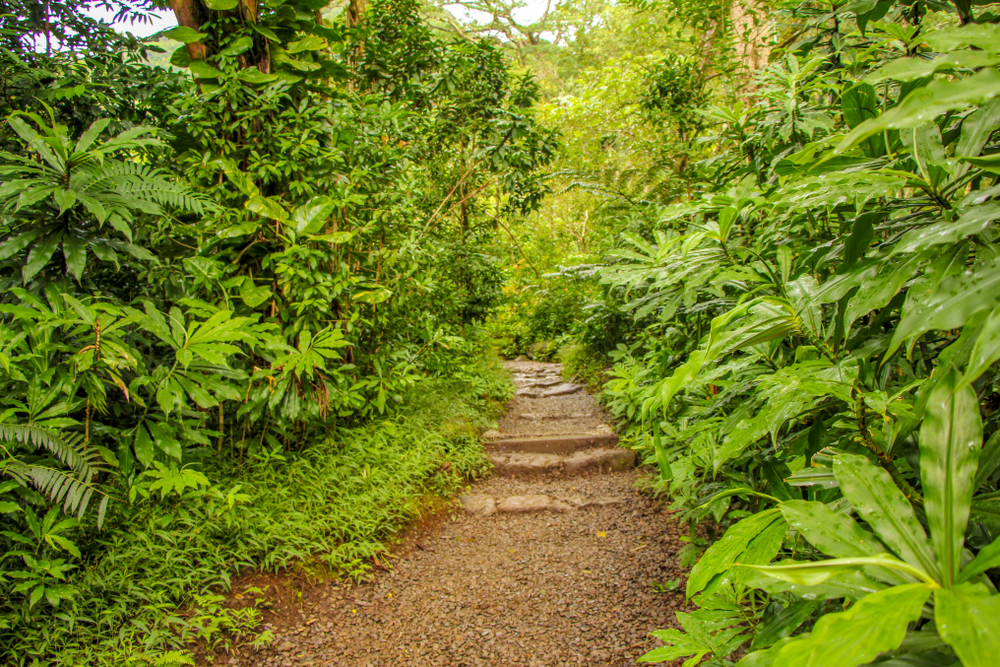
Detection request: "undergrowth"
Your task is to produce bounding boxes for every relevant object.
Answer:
[2,357,510,666]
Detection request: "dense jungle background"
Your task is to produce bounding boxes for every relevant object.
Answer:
[2,0,1000,665]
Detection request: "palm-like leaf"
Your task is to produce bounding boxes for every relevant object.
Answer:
[0,114,216,283]
[0,423,110,526]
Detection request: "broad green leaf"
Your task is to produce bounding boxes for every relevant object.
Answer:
[639,608,747,664]
[240,279,272,309]
[780,500,909,584]
[771,583,932,667]
[215,161,259,196]
[75,118,111,154]
[218,36,253,58]
[786,466,839,489]
[188,60,223,79]
[686,509,784,597]
[250,23,280,42]
[156,378,184,415]
[866,51,1000,83]
[170,45,191,68]
[837,68,1000,155]
[787,276,822,338]
[842,213,875,271]
[0,229,42,261]
[842,82,879,129]
[749,599,818,650]
[0,501,21,513]
[960,153,1000,174]
[920,368,982,584]
[309,231,354,243]
[165,27,208,44]
[935,583,1000,667]
[352,288,392,305]
[960,306,1000,388]
[727,512,791,588]
[973,430,1000,490]
[747,554,936,586]
[62,235,86,281]
[286,35,325,54]
[925,23,1000,51]
[277,56,320,72]
[204,0,239,8]
[893,202,1000,256]
[52,187,76,214]
[910,123,949,188]
[133,424,154,468]
[760,456,793,501]
[238,67,278,84]
[292,195,334,236]
[147,420,181,460]
[959,536,1000,583]
[29,585,44,609]
[833,453,939,579]
[245,194,288,221]
[956,98,1000,164]
[23,233,59,283]
[175,375,216,410]
[887,254,1000,359]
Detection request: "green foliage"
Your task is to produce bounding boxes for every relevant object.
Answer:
[0,0,539,662]
[512,1,1000,665]
[1,362,506,664]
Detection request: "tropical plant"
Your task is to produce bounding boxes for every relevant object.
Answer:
[533,2,1000,665]
[0,111,212,285]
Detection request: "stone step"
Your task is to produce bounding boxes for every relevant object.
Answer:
[488,432,619,454]
[459,493,624,516]
[518,412,602,421]
[489,448,636,477]
[515,383,583,399]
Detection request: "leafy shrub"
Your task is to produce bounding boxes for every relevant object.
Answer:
[577,3,1000,666]
[0,360,507,665]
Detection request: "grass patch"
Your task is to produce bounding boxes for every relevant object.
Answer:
[2,359,511,666]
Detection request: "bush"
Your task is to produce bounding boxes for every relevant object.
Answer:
[0,356,510,666]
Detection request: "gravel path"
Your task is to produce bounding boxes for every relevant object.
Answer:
[245,362,687,667]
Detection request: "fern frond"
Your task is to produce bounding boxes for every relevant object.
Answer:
[0,424,111,525]
[0,423,87,473]
[96,160,217,214]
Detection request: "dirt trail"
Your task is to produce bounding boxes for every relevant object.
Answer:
[245,361,686,667]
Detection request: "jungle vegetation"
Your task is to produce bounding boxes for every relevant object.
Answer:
[2,1,1000,666]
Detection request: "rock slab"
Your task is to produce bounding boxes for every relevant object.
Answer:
[459,494,496,517]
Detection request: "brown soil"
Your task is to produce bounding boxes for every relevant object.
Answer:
[211,362,687,667]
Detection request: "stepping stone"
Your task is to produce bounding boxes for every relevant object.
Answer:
[459,493,624,515]
[519,412,601,421]
[516,388,540,398]
[541,383,583,397]
[490,452,563,476]
[460,494,496,516]
[497,494,572,513]
[553,495,624,509]
[563,448,636,474]
[488,433,619,454]
[490,448,636,477]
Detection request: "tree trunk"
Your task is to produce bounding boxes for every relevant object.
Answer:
[729,0,771,76]
[346,0,368,28]
[168,0,207,61]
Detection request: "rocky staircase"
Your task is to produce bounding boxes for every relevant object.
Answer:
[461,360,636,516]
